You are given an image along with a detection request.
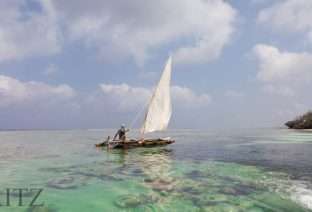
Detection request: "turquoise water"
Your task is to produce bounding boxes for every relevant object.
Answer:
[0,129,312,211]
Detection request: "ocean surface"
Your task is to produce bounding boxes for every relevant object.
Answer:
[0,129,312,212]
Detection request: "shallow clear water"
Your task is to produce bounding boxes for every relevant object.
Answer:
[0,129,312,211]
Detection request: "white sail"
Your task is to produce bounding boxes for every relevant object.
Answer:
[141,57,172,134]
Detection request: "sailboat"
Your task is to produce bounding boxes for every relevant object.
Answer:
[96,56,175,149]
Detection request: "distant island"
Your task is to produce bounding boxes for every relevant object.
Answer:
[285,111,312,129]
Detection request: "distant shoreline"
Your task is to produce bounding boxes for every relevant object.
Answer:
[285,111,312,129]
[1,127,311,132]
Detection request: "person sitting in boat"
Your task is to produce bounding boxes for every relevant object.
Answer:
[113,124,129,141]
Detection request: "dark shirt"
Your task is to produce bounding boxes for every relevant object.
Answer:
[114,128,129,140]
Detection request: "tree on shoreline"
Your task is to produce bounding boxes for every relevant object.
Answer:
[285,111,312,129]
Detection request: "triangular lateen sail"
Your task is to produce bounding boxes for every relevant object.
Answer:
[141,57,172,134]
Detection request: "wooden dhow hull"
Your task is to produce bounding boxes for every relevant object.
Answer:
[95,138,174,149]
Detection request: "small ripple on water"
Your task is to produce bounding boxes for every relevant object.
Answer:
[26,206,59,212]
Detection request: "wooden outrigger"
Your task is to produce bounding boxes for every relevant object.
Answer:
[95,137,174,149]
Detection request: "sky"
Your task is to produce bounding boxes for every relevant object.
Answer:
[0,0,312,129]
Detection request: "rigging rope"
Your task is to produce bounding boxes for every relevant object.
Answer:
[128,92,151,130]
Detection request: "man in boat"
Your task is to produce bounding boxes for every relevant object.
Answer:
[113,124,129,142]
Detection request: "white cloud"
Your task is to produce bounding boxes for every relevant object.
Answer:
[257,0,312,43]
[0,0,61,63]
[0,75,75,107]
[253,44,312,82]
[250,0,277,6]
[225,90,244,98]
[171,86,211,107]
[99,83,151,111]
[262,85,295,97]
[99,83,211,111]
[0,77,211,128]
[253,44,312,97]
[0,0,237,65]
[55,0,236,65]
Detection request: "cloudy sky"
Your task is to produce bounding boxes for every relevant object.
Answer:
[0,0,312,129]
